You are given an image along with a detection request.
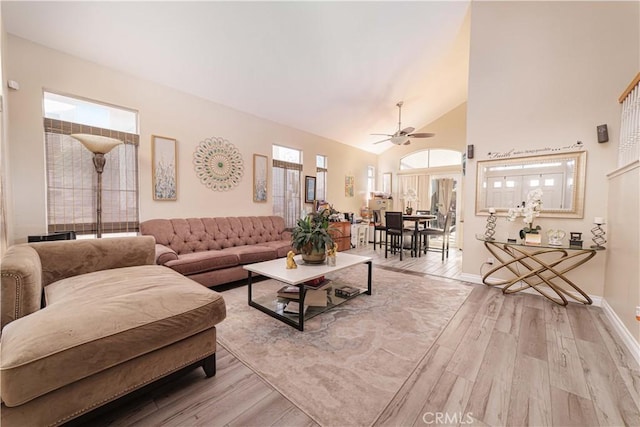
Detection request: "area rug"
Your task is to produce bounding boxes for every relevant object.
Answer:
[216,265,472,427]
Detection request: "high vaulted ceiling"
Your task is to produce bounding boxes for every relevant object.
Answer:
[3,1,470,154]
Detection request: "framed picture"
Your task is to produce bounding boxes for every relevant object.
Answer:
[305,176,316,204]
[152,135,177,201]
[345,175,354,197]
[253,154,268,202]
[383,172,392,194]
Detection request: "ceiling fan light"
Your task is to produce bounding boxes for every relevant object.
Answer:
[391,136,407,145]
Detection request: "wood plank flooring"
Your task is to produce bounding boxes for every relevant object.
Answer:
[78,245,639,427]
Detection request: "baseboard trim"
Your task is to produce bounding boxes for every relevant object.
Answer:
[457,273,602,306]
[459,273,639,365]
[601,299,640,367]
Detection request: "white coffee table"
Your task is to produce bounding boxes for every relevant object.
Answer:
[243,252,373,330]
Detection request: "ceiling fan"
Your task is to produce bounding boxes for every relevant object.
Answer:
[371,101,435,145]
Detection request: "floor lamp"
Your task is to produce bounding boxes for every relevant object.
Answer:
[70,134,123,238]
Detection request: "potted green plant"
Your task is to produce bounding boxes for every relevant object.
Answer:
[291,209,335,264]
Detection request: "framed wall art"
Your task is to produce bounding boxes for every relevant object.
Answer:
[253,154,268,202]
[152,135,177,201]
[305,176,316,204]
[345,175,354,197]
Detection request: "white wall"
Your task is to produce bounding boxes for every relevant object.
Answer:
[5,35,376,243]
[463,1,639,297]
[605,162,639,343]
[0,6,9,256]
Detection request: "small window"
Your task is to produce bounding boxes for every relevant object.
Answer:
[273,145,302,163]
[367,166,375,199]
[316,155,328,202]
[400,151,429,170]
[44,92,137,133]
[429,149,462,168]
[400,149,461,170]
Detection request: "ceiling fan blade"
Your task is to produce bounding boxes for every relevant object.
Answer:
[372,137,391,145]
[370,133,393,137]
[407,132,436,138]
[403,140,411,145]
[400,127,415,135]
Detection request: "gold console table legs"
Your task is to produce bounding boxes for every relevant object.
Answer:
[481,241,597,306]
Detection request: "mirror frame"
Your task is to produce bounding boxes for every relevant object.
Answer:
[475,151,586,218]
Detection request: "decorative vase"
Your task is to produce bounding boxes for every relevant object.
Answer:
[301,247,326,264]
[519,223,541,240]
[523,232,542,246]
[405,207,413,215]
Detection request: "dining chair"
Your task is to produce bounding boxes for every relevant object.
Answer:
[372,210,387,250]
[385,211,412,260]
[419,213,451,261]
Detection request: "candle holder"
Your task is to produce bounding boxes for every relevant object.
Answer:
[590,221,606,249]
[484,212,497,240]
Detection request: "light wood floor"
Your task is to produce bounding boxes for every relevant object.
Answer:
[81,245,639,427]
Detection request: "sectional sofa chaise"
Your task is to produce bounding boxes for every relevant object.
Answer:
[0,236,226,426]
[140,216,294,287]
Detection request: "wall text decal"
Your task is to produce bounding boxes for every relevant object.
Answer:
[487,141,584,159]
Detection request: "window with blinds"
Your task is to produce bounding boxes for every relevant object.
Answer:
[316,154,328,202]
[272,145,302,228]
[43,93,139,236]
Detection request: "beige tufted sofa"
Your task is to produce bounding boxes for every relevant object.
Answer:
[140,216,293,287]
[0,236,226,426]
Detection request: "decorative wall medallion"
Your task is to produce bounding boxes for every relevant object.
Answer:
[193,137,244,191]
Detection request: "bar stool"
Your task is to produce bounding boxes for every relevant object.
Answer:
[372,210,386,250]
[385,211,412,261]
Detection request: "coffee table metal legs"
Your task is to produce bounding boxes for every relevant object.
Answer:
[248,271,305,330]
[247,261,373,331]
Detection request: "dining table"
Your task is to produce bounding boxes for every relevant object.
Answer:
[402,213,437,257]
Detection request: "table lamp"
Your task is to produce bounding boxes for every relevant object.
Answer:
[71,134,123,238]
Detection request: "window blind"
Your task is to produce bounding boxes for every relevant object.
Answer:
[316,166,327,202]
[44,118,139,235]
[272,159,302,228]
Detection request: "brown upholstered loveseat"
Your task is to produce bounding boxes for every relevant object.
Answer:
[140,216,293,287]
[0,236,226,426]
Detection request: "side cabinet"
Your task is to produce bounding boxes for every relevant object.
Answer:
[329,221,352,251]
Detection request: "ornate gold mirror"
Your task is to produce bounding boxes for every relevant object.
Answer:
[475,151,586,218]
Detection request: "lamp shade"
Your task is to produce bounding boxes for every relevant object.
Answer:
[70,134,123,154]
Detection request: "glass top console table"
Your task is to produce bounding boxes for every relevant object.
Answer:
[475,235,604,306]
